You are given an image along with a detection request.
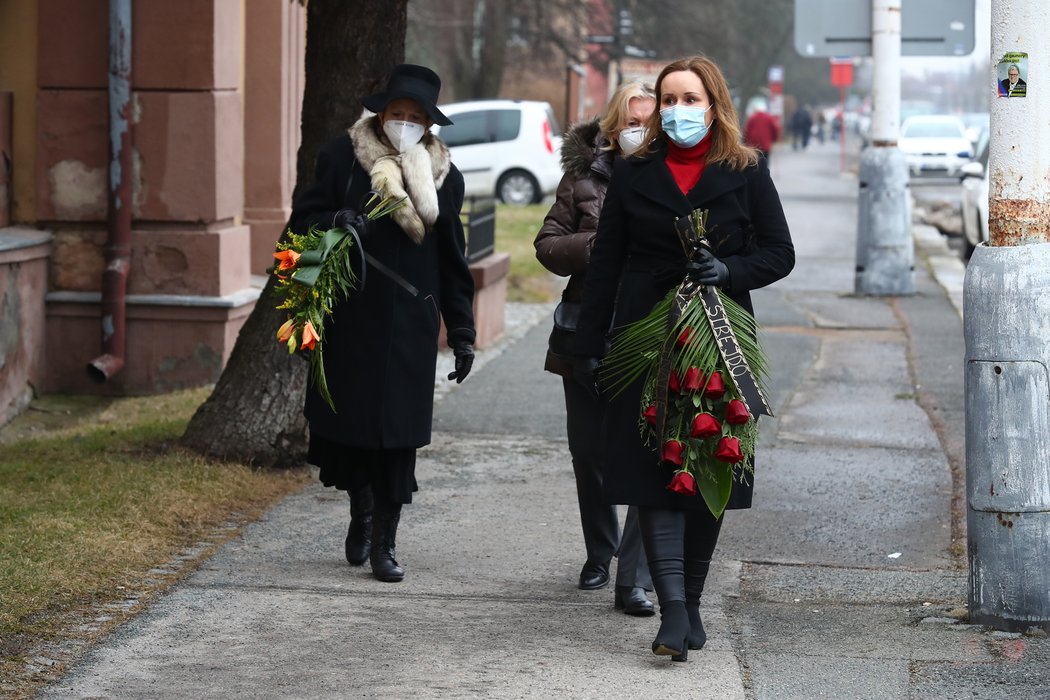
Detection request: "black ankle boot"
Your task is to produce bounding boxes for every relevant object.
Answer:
[345,488,374,566]
[684,555,712,650]
[686,603,707,650]
[370,503,404,582]
[614,586,655,616]
[651,600,690,662]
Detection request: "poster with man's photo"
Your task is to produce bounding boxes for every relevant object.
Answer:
[998,52,1028,98]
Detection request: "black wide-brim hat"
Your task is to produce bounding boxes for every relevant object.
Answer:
[361,64,453,126]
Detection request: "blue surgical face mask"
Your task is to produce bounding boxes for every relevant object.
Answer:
[660,105,710,147]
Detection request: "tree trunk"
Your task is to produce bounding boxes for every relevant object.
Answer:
[180,0,407,467]
[474,0,509,97]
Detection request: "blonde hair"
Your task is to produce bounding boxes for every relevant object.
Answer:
[641,55,759,170]
[599,81,656,149]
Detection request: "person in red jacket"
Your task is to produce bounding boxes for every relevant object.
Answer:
[744,105,780,162]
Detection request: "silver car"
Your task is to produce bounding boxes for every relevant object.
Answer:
[899,115,973,178]
[959,134,989,256]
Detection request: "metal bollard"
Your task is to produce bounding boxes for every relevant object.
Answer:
[854,146,914,296]
[965,242,1050,632]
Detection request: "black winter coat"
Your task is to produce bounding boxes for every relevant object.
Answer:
[574,139,794,509]
[289,126,475,449]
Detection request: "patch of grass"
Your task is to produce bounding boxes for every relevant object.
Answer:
[494,203,563,303]
[0,388,309,688]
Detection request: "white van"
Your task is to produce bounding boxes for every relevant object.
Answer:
[433,99,563,205]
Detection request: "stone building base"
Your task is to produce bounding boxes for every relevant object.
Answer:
[438,252,510,350]
[45,288,259,395]
[0,228,52,423]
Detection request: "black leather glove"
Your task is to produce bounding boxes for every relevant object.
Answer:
[572,356,602,401]
[333,208,371,238]
[447,342,475,383]
[685,247,730,288]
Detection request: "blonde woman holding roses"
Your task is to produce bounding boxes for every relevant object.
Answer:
[534,82,657,616]
[572,56,794,661]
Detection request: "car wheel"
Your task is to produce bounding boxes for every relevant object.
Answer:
[497,170,540,205]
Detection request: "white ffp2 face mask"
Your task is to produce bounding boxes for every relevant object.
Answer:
[383,120,426,152]
[617,126,648,155]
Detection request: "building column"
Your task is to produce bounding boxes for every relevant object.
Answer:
[244,0,305,275]
[37,0,259,394]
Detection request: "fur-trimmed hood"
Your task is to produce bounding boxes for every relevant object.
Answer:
[560,118,614,181]
[348,115,452,244]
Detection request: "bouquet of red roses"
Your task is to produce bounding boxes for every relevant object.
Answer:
[271,189,405,410]
[600,209,772,517]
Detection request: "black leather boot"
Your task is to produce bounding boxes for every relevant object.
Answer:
[578,560,610,590]
[614,586,655,616]
[345,487,374,566]
[370,502,404,582]
[683,509,720,650]
[685,557,712,649]
[685,605,706,650]
[651,600,690,662]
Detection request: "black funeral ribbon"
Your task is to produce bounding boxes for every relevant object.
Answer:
[652,280,773,443]
[652,211,773,437]
[696,283,773,418]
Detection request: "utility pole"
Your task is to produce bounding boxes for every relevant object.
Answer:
[965,0,1050,632]
[854,0,914,296]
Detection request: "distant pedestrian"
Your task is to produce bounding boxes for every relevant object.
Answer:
[572,55,795,662]
[289,64,476,583]
[790,105,812,150]
[743,105,780,162]
[534,81,657,617]
[814,110,827,144]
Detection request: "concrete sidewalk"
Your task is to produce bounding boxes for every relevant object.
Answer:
[38,141,1050,699]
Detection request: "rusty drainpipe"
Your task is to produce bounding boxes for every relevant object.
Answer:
[88,0,132,382]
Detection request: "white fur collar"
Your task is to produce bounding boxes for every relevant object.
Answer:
[348,115,451,244]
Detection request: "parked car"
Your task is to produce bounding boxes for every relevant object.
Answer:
[433,99,563,205]
[959,133,989,256]
[959,111,990,150]
[898,115,973,178]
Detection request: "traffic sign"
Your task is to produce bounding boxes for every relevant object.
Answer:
[830,58,854,87]
[794,0,975,57]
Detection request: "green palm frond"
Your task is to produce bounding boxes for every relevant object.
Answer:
[601,287,770,400]
[672,291,769,395]
[600,294,673,397]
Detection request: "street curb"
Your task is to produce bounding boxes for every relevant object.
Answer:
[913,223,965,320]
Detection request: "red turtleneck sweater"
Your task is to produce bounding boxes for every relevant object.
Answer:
[665,136,713,194]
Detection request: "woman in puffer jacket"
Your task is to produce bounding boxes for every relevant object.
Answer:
[533,82,656,615]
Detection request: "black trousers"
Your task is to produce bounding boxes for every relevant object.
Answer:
[638,507,723,605]
[563,378,651,589]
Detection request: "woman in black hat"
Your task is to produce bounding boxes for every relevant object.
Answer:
[290,64,476,583]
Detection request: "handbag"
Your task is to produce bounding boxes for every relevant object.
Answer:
[552,300,581,333]
[549,300,581,358]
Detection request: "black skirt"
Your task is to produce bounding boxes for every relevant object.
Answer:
[307,432,419,504]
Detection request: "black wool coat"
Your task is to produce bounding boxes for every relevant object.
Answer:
[289,130,475,449]
[574,139,795,510]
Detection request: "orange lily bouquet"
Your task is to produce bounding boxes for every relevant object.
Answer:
[271,190,406,410]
